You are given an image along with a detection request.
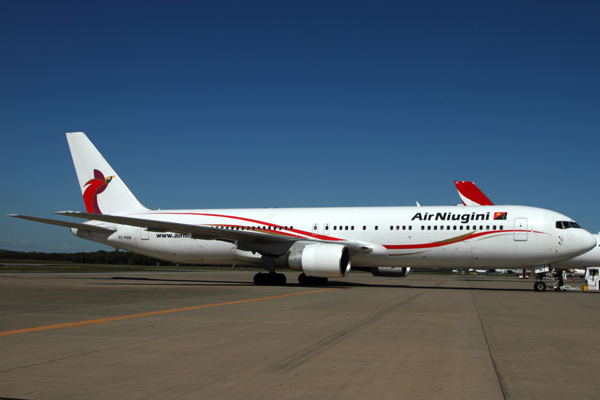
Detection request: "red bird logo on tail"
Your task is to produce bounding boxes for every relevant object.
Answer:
[83,169,114,214]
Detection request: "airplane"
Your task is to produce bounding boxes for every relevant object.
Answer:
[454,180,600,286]
[8,132,596,290]
[571,269,587,278]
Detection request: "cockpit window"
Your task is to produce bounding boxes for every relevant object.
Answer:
[556,221,582,229]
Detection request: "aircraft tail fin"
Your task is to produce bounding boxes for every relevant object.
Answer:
[454,181,494,206]
[66,132,151,215]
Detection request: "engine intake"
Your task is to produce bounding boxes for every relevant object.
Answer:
[287,243,351,278]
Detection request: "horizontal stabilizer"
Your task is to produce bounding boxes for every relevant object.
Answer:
[7,214,117,233]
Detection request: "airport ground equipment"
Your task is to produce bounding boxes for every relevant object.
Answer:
[584,268,600,290]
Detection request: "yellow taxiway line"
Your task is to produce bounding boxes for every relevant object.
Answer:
[0,288,337,337]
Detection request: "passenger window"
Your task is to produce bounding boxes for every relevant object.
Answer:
[427,226,431,230]
[440,226,443,230]
[363,226,366,230]
[421,226,425,230]
[375,226,378,230]
[434,226,438,230]
[334,226,337,230]
[460,226,463,230]
[390,226,393,230]
[409,226,412,230]
[351,226,354,230]
[493,225,496,230]
[345,226,348,230]
[499,225,503,230]
[486,226,490,230]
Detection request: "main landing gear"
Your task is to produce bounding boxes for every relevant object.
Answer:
[298,273,328,286]
[252,272,329,286]
[253,272,287,286]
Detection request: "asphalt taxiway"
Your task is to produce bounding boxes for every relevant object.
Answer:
[1,271,599,399]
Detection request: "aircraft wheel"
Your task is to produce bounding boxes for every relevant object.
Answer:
[298,273,309,285]
[254,272,268,285]
[315,277,328,286]
[274,273,287,286]
[298,273,328,286]
[533,281,546,292]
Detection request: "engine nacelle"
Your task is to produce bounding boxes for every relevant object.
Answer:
[369,266,411,277]
[287,243,351,278]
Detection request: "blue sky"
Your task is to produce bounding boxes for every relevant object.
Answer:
[2,1,599,252]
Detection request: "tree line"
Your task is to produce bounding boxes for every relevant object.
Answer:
[0,250,172,266]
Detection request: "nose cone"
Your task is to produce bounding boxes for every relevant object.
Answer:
[582,230,597,253]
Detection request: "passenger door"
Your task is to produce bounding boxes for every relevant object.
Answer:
[514,218,528,241]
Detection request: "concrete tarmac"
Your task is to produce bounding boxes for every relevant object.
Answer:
[1,271,599,399]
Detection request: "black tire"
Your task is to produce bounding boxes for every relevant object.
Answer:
[275,273,287,286]
[254,272,267,285]
[315,277,328,286]
[298,274,328,286]
[298,273,309,285]
[533,281,546,292]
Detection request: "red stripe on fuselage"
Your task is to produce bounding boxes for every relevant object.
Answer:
[134,212,546,250]
[383,229,546,250]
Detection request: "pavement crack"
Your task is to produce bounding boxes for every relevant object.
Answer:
[470,290,507,400]
[265,292,423,374]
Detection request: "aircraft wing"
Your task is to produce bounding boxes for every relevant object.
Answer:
[54,211,338,256]
[454,181,494,206]
[7,214,117,234]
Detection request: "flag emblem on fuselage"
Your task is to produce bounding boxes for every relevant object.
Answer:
[494,212,507,220]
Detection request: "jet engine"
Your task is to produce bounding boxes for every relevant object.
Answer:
[369,266,411,277]
[285,243,351,278]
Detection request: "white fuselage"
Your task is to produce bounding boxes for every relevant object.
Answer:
[73,205,596,269]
